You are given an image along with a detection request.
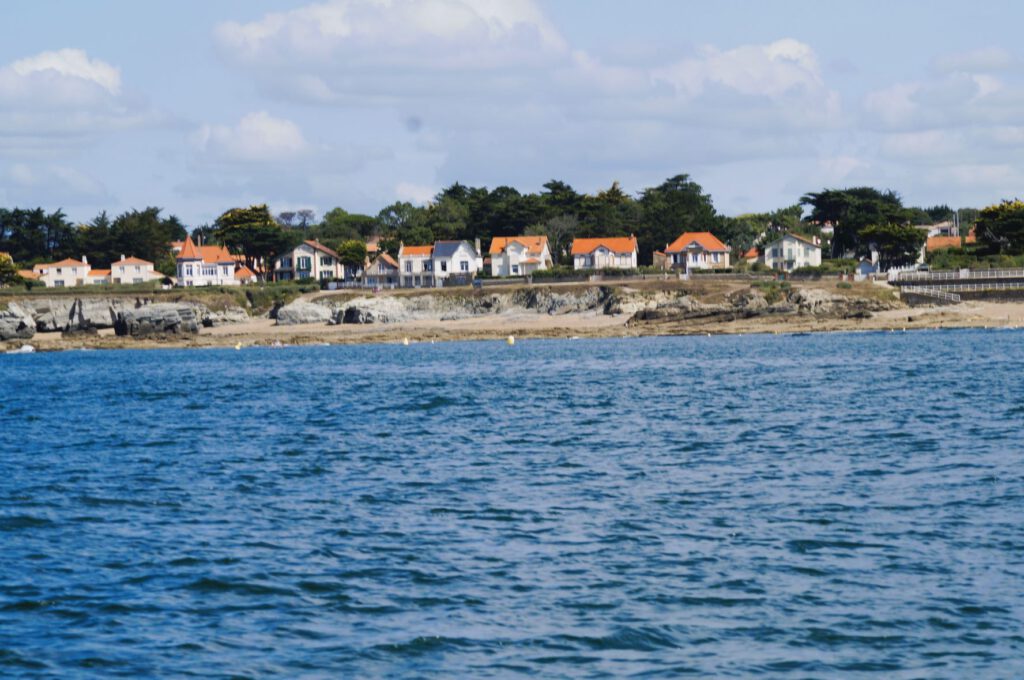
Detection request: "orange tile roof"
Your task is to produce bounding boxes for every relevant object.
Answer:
[401,245,434,257]
[489,235,548,255]
[113,256,152,267]
[522,257,541,264]
[666,232,728,253]
[235,265,256,280]
[303,240,340,259]
[89,269,111,277]
[927,236,962,252]
[177,235,235,264]
[743,247,759,259]
[17,269,40,280]
[570,236,638,255]
[37,257,89,268]
[374,252,399,269]
[178,235,200,259]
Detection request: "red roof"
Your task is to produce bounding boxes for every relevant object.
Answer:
[743,247,759,259]
[489,235,548,255]
[570,236,638,256]
[666,232,728,253]
[235,265,257,280]
[113,256,153,268]
[177,235,235,263]
[927,236,962,252]
[400,245,433,257]
[303,240,339,259]
[89,269,111,277]
[37,257,89,269]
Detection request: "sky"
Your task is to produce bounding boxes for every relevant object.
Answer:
[3,0,1024,227]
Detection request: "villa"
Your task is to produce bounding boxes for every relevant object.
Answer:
[432,240,483,286]
[571,236,638,270]
[176,235,239,286]
[489,236,553,277]
[32,257,93,287]
[663,232,730,271]
[274,240,344,282]
[761,233,822,271]
[364,252,400,288]
[111,255,162,285]
[398,244,435,288]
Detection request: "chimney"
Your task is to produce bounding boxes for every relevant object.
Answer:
[82,255,88,264]
[474,237,481,256]
[120,254,126,262]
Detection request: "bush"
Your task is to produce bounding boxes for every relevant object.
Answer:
[837,281,853,289]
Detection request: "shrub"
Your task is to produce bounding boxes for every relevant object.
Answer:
[837,281,853,289]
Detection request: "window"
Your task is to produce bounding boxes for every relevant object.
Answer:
[298,271,310,279]
[460,261,469,272]
[512,264,519,274]
[712,253,720,263]
[424,261,432,271]
[441,261,447,272]
[691,252,700,263]
[57,268,63,274]
[55,280,65,287]
[320,270,331,280]
[134,266,141,272]
[186,265,193,276]
[281,257,292,269]
[320,256,332,266]
[405,261,412,273]
[297,256,312,270]
[133,278,143,284]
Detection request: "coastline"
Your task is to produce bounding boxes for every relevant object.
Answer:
[6,297,1024,353]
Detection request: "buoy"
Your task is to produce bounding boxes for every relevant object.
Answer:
[507,335,515,346]
[234,342,242,350]
[402,337,410,346]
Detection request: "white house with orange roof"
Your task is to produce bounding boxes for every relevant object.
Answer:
[111,255,162,285]
[33,257,92,287]
[664,232,730,271]
[570,236,638,270]
[175,235,239,286]
[398,244,435,288]
[273,240,344,282]
[489,235,553,277]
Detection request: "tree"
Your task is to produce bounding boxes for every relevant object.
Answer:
[215,204,301,280]
[526,214,578,265]
[975,200,1024,254]
[0,252,21,287]
[336,240,368,275]
[859,223,926,269]
[378,201,426,238]
[639,174,717,261]
[801,187,908,258]
[276,211,296,227]
[107,207,187,265]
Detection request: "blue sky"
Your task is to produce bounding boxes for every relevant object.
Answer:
[3,0,1024,227]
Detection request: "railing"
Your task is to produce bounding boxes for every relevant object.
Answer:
[902,286,962,303]
[896,268,1024,283]
[911,282,1024,293]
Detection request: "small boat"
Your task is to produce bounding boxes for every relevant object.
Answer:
[6,345,35,354]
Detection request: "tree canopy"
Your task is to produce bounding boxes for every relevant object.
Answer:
[975,200,1024,254]
[215,204,301,279]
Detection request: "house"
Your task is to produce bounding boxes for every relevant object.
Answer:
[88,269,111,285]
[432,240,483,286]
[664,232,730,271]
[570,236,638,270]
[364,252,400,288]
[235,265,258,284]
[398,244,435,288]
[111,255,162,285]
[743,247,760,264]
[762,233,822,271]
[16,269,40,283]
[33,257,92,287]
[176,235,240,286]
[274,240,344,282]
[489,236,553,277]
[652,250,669,269]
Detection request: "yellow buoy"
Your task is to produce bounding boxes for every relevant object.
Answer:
[507,335,515,346]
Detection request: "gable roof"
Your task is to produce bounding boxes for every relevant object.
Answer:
[570,236,638,255]
[89,269,111,277]
[235,265,257,280]
[302,240,340,259]
[113,256,153,268]
[433,240,477,259]
[177,235,235,264]
[666,232,728,253]
[37,257,89,269]
[767,232,820,248]
[489,235,548,255]
[371,252,399,269]
[400,244,434,257]
[17,269,40,280]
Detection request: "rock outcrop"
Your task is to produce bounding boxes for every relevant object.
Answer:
[114,304,200,337]
[275,300,334,325]
[0,303,36,341]
[202,306,250,327]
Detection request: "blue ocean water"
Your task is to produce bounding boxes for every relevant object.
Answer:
[1,330,1022,678]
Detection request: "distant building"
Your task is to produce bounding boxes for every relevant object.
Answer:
[111,255,162,285]
[664,232,730,271]
[489,236,553,277]
[364,252,400,288]
[176,235,239,286]
[398,244,435,288]
[432,240,483,286]
[762,233,822,272]
[235,265,258,284]
[743,247,760,264]
[33,257,93,288]
[88,269,111,285]
[570,236,638,270]
[274,240,344,282]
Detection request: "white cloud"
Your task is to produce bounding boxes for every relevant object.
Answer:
[394,181,436,204]
[195,111,309,163]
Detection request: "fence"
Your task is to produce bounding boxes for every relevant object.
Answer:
[901,286,962,303]
[895,268,1024,283]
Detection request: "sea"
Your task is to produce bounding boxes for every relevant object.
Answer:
[1,330,1022,678]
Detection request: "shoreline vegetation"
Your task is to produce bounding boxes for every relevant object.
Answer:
[4,278,1024,353]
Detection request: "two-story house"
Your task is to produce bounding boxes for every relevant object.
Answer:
[176,235,240,286]
[489,236,553,277]
[33,257,92,287]
[111,255,162,284]
[274,240,344,282]
[570,236,638,270]
[432,240,482,286]
[762,233,822,271]
[664,232,730,271]
[364,252,400,288]
[397,244,435,288]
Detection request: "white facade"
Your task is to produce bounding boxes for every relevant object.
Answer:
[176,237,239,287]
[111,256,161,285]
[432,241,483,286]
[571,238,638,270]
[490,237,552,277]
[274,241,344,282]
[398,245,435,288]
[34,258,92,288]
[762,234,822,271]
